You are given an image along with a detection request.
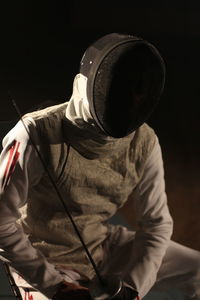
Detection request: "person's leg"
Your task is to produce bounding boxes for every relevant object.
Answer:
[99,225,136,278]
[150,240,200,300]
[100,226,200,299]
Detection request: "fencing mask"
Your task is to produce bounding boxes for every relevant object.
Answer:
[80,33,165,138]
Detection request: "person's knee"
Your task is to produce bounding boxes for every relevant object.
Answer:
[188,249,200,277]
[187,250,200,296]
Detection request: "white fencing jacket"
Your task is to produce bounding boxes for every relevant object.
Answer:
[0,74,173,298]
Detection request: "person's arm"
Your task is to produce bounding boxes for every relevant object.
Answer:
[0,119,64,298]
[125,136,173,298]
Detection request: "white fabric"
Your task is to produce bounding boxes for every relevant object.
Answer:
[66,73,93,125]
[9,266,82,300]
[7,235,200,300]
[100,227,200,299]
[0,74,199,299]
[99,139,173,296]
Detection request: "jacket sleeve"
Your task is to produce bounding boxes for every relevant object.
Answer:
[126,136,173,298]
[0,119,63,298]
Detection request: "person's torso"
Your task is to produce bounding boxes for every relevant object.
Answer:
[19,103,156,279]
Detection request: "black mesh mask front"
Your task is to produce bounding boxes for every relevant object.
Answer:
[80,33,165,138]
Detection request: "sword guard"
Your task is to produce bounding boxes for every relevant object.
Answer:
[89,274,122,300]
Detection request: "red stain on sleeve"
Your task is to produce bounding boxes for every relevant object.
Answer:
[2,140,20,189]
[24,290,34,300]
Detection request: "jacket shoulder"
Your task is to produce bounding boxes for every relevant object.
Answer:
[24,102,68,122]
[130,123,157,177]
[23,103,68,144]
[137,123,156,148]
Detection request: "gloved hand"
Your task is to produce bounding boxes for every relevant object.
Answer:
[52,281,93,300]
[89,274,138,300]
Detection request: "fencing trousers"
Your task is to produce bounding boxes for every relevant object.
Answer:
[100,226,200,300]
[9,226,200,300]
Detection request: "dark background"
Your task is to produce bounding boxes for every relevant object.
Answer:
[0,1,200,250]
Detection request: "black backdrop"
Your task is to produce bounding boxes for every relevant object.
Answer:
[0,1,200,249]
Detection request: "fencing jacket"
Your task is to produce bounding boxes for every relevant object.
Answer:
[0,74,173,298]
